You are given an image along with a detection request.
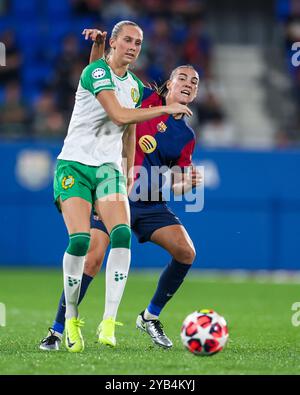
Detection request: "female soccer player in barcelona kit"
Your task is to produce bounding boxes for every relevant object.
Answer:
[49,22,192,353]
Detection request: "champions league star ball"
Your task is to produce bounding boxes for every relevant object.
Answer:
[180,309,229,356]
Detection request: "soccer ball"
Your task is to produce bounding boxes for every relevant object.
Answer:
[180,309,229,356]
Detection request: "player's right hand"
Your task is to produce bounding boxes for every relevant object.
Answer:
[82,29,107,45]
[187,165,203,188]
[165,103,193,117]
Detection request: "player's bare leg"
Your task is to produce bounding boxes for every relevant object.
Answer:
[136,225,195,348]
[84,228,110,276]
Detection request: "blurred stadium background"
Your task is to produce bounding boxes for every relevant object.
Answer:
[1,0,300,273]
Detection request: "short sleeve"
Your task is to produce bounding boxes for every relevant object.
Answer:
[135,78,144,108]
[80,59,115,96]
[176,139,195,168]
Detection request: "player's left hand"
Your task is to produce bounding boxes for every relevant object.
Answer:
[82,29,107,45]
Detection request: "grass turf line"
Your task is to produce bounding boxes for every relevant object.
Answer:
[0,269,300,375]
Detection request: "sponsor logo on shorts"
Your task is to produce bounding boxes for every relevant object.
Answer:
[62,175,75,190]
[131,87,139,104]
[92,68,106,79]
[157,121,167,133]
[138,135,157,154]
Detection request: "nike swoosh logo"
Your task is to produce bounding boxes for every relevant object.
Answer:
[140,321,146,329]
[67,336,75,348]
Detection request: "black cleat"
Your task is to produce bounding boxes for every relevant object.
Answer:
[39,328,62,351]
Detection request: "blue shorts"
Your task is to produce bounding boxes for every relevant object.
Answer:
[90,202,182,243]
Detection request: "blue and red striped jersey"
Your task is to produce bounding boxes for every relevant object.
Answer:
[131,87,196,202]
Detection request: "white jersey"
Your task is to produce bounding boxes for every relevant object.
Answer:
[57,58,144,170]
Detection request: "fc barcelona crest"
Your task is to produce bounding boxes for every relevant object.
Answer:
[157,121,167,133]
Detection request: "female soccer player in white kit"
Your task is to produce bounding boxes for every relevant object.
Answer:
[53,20,192,353]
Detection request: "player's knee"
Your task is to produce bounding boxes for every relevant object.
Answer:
[84,256,101,277]
[67,233,91,256]
[110,224,131,249]
[174,244,196,265]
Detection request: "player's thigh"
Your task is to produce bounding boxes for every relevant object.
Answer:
[94,196,130,233]
[84,228,110,276]
[54,160,94,234]
[54,159,94,211]
[60,197,92,235]
[150,224,195,264]
[94,163,130,233]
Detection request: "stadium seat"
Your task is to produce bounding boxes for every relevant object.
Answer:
[275,0,291,22]
[22,86,42,105]
[45,21,73,57]
[47,20,72,40]
[74,17,99,34]
[22,63,53,88]
[45,0,71,18]
[0,17,15,33]
[15,23,42,59]
[11,0,41,17]
[0,87,5,104]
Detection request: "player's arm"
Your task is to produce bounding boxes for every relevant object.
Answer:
[172,165,202,196]
[82,61,192,123]
[96,90,193,126]
[171,139,202,195]
[82,29,107,64]
[122,124,136,194]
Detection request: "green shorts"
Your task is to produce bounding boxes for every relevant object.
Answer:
[53,160,127,210]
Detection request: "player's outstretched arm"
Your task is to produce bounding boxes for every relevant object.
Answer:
[97,90,193,126]
[82,29,107,64]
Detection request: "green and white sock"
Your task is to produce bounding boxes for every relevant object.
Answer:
[63,253,85,319]
[63,233,90,319]
[103,224,131,320]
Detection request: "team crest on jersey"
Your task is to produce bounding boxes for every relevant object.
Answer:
[139,135,157,154]
[131,88,139,104]
[157,121,167,133]
[62,176,75,190]
[92,68,106,79]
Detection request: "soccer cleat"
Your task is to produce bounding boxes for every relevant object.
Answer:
[39,328,62,351]
[136,311,173,349]
[65,317,85,353]
[97,317,123,347]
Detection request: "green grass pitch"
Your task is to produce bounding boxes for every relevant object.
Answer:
[0,269,300,375]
